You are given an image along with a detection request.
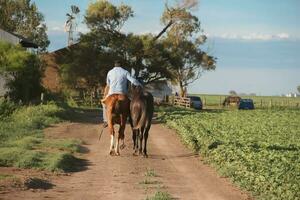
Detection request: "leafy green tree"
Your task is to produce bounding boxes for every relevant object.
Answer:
[84,0,133,34]
[161,7,216,96]
[0,41,43,103]
[58,1,133,94]
[125,34,173,84]
[229,90,237,95]
[0,0,50,52]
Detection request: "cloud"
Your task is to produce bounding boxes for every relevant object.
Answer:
[210,32,290,41]
[48,26,65,32]
[47,21,88,36]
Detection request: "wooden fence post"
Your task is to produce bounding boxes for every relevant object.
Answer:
[40,93,44,104]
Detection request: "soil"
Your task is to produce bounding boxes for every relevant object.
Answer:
[0,109,251,200]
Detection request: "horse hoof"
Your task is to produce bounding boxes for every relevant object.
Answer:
[109,151,115,156]
[115,151,120,156]
[120,144,126,150]
[143,153,148,158]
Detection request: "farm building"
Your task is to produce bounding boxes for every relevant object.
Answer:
[0,28,38,97]
[41,43,82,93]
[286,93,299,98]
[144,80,175,103]
[0,28,38,49]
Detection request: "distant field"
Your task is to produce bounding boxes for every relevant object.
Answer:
[192,94,300,108]
[158,107,300,200]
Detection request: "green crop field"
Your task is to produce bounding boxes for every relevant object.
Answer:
[192,94,300,108]
[158,107,300,200]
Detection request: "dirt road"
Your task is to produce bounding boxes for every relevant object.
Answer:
[1,110,250,200]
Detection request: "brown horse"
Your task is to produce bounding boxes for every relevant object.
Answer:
[130,86,154,158]
[102,94,130,156]
[223,96,241,106]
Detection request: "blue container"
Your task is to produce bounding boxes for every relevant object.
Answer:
[239,99,255,110]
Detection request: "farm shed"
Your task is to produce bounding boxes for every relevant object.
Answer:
[0,28,38,97]
[144,80,175,104]
[0,28,38,49]
[41,44,81,93]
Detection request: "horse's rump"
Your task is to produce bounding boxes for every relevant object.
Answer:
[103,94,130,124]
[131,91,154,130]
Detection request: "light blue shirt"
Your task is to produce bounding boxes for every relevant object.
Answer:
[106,67,140,95]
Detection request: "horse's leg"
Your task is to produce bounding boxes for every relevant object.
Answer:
[120,114,127,150]
[107,110,115,156]
[132,130,136,150]
[115,115,126,155]
[143,124,151,158]
[133,129,139,156]
[119,122,126,150]
[139,127,144,155]
[115,129,120,156]
[115,127,123,156]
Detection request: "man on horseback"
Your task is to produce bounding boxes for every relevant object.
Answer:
[102,61,141,127]
[101,61,141,155]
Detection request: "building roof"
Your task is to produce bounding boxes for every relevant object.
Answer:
[0,27,38,48]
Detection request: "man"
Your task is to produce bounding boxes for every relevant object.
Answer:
[102,61,141,127]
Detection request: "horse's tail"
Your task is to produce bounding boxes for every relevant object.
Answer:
[134,101,146,130]
[114,99,123,115]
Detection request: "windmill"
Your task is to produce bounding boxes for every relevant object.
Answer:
[64,5,80,46]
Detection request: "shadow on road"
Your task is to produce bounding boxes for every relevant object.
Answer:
[59,107,102,125]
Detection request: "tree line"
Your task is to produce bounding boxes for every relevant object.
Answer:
[0,0,216,103]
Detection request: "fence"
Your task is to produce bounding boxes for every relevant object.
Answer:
[173,96,191,108]
[200,95,300,109]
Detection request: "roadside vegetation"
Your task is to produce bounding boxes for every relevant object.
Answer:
[158,106,300,200]
[146,191,172,200]
[0,99,81,172]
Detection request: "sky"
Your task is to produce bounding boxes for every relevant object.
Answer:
[33,0,300,96]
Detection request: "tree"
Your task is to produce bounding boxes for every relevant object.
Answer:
[161,7,216,96]
[0,0,50,52]
[297,85,300,94]
[84,0,133,35]
[229,90,237,96]
[124,34,173,84]
[0,41,43,103]
[59,1,134,94]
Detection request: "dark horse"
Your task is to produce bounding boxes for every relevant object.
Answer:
[130,86,154,158]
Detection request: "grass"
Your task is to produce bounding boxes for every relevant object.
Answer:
[158,106,300,200]
[140,179,161,185]
[146,191,172,200]
[0,100,82,172]
[145,169,158,177]
[0,174,15,180]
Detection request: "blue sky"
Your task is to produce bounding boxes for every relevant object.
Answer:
[33,0,300,95]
